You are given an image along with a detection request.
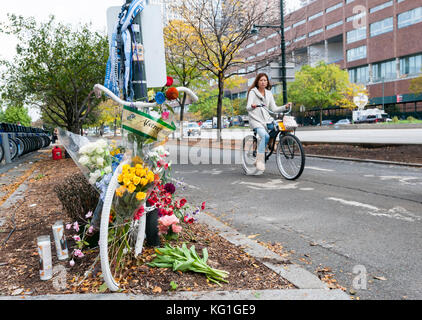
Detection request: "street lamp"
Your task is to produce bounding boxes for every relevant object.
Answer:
[252,0,287,104]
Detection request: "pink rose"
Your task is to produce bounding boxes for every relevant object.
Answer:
[172,224,182,233]
[162,111,170,120]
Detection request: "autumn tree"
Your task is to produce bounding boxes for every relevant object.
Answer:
[289,62,352,125]
[170,0,275,140]
[164,20,209,123]
[0,14,109,134]
[410,74,422,96]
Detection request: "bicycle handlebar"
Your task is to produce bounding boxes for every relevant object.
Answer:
[256,103,292,116]
[93,84,199,109]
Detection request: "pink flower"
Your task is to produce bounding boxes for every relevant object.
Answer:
[201,202,206,210]
[73,235,81,241]
[172,224,182,233]
[73,222,79,232]
[73,249,84,258]
[159,214,179,227]
[66,223,72,230]
[88,226,94,234]
[162,111,170,120]
[69,259,75,267]
[85,211,93,219]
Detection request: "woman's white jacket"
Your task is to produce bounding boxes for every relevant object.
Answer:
[246,87,287,130]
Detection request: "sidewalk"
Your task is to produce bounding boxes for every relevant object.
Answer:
[0,149,349,300]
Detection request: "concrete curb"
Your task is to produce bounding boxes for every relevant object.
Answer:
[306,154,422,168]
[197,213,329,291]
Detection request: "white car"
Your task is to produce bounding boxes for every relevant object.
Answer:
[183,122,201,136]
[201,120,213,129]
[335,119,351,125]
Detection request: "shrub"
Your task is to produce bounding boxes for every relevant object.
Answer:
[407,116,416,123]
[392,116,399,123]
[55,173,99,222]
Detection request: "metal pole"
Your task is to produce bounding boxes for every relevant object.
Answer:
[127,0,160,247]
[280,0,287,104]
[382,77,385,110]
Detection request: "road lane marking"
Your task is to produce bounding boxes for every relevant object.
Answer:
[238,179,298,190]
[326,197,421,222]
[306,166,335,172]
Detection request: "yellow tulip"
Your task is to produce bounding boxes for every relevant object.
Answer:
[136,192,146,201]
[133,176,141,186]
[128,184,136,194]
[117,174,123,183]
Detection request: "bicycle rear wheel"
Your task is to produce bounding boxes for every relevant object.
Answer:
[276,133,305,180]
[241,135,262,175]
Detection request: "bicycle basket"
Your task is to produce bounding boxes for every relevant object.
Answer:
[279,116,298,131]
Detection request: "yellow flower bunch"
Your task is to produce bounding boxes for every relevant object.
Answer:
[116,163,155,200]
[110,148,121,156]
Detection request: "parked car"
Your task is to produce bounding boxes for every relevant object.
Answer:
[335,119,351,125]
[318,120,334,126]
[364,115,380,124]
[184,122,201,136]
[201,120,213,129]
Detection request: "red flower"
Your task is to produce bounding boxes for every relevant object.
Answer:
[165,87,179,100]
[180,198,187,207]
[201,202,206,210]
[134,206,145,221]
[166,76,174,87]
[184,216,194,224]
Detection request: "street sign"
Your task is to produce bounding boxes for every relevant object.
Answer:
[354,93,369,110]
[106,5,166,88]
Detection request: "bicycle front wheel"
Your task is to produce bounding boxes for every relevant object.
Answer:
[241,135,261,175]
[276,133,305,180]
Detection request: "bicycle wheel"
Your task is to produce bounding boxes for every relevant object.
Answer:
[276,133,305,180]
[9,138,18,160]
[241,135,262,175]
[0,144,3,162]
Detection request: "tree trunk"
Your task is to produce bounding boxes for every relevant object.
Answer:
[216,74,225,142]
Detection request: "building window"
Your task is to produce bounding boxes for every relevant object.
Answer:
[369,1,393,14]
[309,28,323,38]
[400,53,422,75]
[294,34,306,42]
[398,7,422,29]
[326,2,343,13]
[346,12,366,22]
[347,46,367,62]
[372,60,396,82]
[347,27,366,43]
[326,20,343,30]
[346,0,356,4]
[267,33,278,40]
[370,17,394,37]
[293,19,306,28]
[309,11,323,21]
[348,65,369,84]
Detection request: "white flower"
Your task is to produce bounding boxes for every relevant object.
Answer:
[78,155,90,166]
[96,156,104,167]
[104,166,112,174]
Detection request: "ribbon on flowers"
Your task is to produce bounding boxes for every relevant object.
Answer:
[122,106,176,142]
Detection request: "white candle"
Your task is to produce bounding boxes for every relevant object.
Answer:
[37,235,53,280]
[52,220,69,261]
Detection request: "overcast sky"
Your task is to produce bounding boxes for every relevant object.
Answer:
[0,0,300,121]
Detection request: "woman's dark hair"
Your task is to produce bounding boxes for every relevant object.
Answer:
[247,73,272,96]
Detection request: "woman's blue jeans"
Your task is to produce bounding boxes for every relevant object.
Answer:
[255,127,269,154]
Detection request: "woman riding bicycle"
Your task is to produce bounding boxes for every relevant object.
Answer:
[246,73,292,171]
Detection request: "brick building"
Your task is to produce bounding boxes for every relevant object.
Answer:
[232,0,422,118]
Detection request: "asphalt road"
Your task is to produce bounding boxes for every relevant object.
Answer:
[172,127,422,144]
[169,146,422,300]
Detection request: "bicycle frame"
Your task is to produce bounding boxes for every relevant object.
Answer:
[251,104,296,162]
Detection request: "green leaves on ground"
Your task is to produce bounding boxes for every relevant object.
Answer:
[148,243,229,286]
